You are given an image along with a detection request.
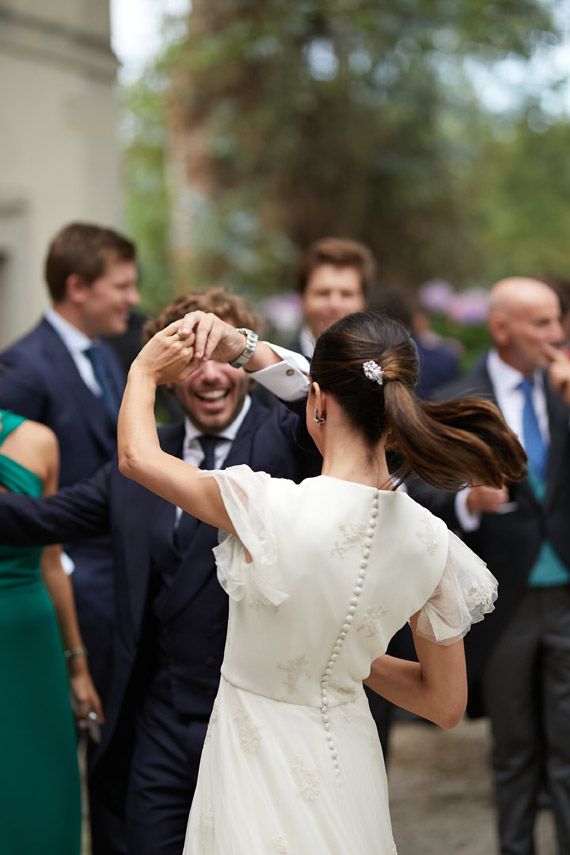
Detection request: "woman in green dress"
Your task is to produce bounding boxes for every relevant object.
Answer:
[0,409,102,854]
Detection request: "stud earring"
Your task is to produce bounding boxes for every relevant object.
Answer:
[312,410,326,426]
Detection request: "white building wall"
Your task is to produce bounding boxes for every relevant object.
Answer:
[0,1,120,346]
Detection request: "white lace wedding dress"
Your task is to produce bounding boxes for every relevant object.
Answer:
[183,467,497,854]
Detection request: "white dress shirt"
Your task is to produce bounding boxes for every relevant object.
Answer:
[298,326,316,360]
[456,349,548,531]
[249,342,310,400]
[175,343,309,520]
[44,308,103,397]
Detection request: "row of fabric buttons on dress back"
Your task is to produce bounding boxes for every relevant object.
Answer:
[319,489,380,782]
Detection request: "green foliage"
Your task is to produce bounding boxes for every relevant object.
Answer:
[120,0,566,309]
[121,71,175,312]
[465,116,570,283]
[430,315,492,372]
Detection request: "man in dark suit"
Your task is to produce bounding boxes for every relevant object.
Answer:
[290,237,373,358]
[0,288,313,855]
[412,277,570,855]
[0,222,139,850]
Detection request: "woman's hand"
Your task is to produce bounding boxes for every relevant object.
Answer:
[132,320,196,385]
[177,311,250,364]
[70,668,104,725]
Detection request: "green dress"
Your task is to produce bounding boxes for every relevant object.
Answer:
[0,410,81,854]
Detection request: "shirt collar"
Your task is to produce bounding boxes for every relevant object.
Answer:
[45,308,94,353]
[486,349,543,395]
[299,325,316,359]
[183,394,252,449]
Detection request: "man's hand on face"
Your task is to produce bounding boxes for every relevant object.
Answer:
[177,312,246,365]
[543,343,570,406]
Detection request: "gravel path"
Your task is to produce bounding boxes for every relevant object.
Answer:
[389,718,557,855]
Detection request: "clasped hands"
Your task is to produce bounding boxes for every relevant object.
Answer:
[132,311,247,385]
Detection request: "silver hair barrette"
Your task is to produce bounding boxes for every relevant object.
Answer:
[362,360,384,386]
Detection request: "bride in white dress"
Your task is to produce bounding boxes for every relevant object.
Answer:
[118,310,526,854]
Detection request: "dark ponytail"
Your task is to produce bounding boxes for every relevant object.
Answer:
[312,312,526,491]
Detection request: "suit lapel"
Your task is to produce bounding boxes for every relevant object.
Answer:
[159,401,264,623]
[39,320,117,457]
[126,422,184,628]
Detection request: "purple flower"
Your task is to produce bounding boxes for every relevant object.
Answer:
[448,290,489,325]
[419,280,455,314]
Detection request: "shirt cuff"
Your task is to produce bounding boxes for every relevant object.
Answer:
[455,489,481,532]
[248,343,310,401]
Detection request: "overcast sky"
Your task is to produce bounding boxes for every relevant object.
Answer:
[110,0,189,80]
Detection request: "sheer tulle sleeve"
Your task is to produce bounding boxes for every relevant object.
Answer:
[210,465,289,607]
[415,530,498,645]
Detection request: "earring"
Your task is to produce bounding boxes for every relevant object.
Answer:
[312,410,326,426]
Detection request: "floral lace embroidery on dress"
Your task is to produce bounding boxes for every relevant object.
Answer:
[331,522,367,558]
[271,837,290,854]
[233,708,261,753]
[277,654,311,695]
[415,514,440,557]
[290,757,321,802]
[357,605,389,638]
[248,595,279,613]
[197,806,215,850]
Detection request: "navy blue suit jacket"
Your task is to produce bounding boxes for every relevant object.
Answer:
[0,318,123,486]
[0,397,316,773]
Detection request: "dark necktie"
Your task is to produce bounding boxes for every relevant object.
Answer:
[84,345,121,421]
[174,435,220,552]
[519,377,548,480]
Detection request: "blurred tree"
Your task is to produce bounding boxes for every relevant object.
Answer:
[122,0,563,304]
[122,72,173,311]
[466,113,570,283]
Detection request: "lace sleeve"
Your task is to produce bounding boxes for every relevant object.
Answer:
[415,530,498,645]
[210,465,288,607]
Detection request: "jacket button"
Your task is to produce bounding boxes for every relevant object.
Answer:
[205,656,214,665]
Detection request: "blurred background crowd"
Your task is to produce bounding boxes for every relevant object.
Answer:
[1,2,570,854]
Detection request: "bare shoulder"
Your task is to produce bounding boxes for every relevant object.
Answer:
[1,419,58,479]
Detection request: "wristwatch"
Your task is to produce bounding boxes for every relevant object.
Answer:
[230,328,259,369]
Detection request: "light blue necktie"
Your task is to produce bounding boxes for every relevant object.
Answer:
[519,377,548,481]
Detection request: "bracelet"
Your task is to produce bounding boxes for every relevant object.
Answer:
[230,328,259,369]
[64,645,88,661]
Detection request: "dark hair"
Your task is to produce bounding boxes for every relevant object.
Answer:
[45,222,136,302]
[144,287,259,342]
[296,237,376,296]
[311,312,526,491]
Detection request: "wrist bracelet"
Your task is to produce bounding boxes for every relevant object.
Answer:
[64,645,88,661]
[230,328,259,369]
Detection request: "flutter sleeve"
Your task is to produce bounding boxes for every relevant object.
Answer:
[210,465,288,607]
[415,530,498,645]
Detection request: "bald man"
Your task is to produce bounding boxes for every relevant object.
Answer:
[411,278,570,855]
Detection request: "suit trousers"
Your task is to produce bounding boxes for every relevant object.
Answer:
[481,585,570,855]
[126,668,210,855]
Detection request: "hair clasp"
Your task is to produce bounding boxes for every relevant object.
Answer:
[362,360,384,386]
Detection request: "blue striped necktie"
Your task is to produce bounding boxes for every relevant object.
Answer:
[518,377,548,480]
